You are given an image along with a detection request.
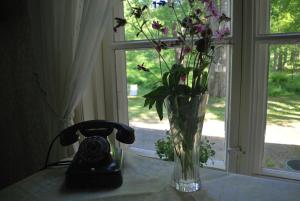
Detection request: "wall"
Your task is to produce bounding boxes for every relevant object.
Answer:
[0,0,48,189]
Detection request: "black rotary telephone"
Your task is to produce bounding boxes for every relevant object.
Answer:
[58,120,135,189]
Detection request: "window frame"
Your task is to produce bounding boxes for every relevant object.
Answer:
[110,0,242,172]
[239,0,300,179]
[101,0,300,180]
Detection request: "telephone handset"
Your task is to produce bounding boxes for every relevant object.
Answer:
[59,120,135,189]
[60,120,135,146]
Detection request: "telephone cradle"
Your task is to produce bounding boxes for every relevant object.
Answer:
[65,160,122,188]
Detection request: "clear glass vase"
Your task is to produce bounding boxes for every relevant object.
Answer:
[165,93,209,192]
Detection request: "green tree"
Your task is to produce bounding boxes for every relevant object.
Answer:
[270,0,300,72]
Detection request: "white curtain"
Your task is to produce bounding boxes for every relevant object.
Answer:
[28,0,112,160]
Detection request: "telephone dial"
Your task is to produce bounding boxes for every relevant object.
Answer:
[58,120,135,188]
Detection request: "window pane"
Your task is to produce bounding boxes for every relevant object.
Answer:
[124,0,175,40]
[263,44,300,172]
[270,0,300,33]
[123,46,231,169]
[259,0,300,34]
[122,0,231,41]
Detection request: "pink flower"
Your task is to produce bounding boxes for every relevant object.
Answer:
[223,27,230,34]
[194,24,205,33]
[152,21,162,30]
[207,0,220,18]
[215,27,230,41]
[161,27,169,35]
[183,46,192,55]
[194,8,202,16]
[179,75,186,85]
[155,45,162,52]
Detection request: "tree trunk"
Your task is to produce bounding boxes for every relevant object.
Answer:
[207,0,229,98]
[208,47,227,98]
[282,47,288,69]
[290,48,296,78]
[277,48,283,71]
[273,47,278,71]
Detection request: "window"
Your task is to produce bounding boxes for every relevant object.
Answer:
[106,0,300,180]
[113,0,233,169]
[251,0,300,179]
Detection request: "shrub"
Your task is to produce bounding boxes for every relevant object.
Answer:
[268,83,290,96]
[269,72,289,85]
[286,75,300,94]
[264,156,276,168]
[155,135,174,161]
[155,131,215,167]
[268,72,300,96]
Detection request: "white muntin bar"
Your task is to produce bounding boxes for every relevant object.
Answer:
[112,37,233,50]
[255,33,300,44]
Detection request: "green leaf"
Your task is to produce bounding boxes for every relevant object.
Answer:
[200,72,208,89]
[155,99,164,120]
[144,98,150,107]
[174,85,191,96]
[148,99,155,109]
[143,86,169,99]
[142,86,171,120]
[143,86,167,98]
[168,64,186,88]
[162,72,169,86]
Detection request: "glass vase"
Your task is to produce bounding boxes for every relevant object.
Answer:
[165,93,209,192]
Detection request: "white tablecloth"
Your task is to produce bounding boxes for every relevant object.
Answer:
[1,152,300,201]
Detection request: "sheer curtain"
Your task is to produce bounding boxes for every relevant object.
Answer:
[28,0,112,160]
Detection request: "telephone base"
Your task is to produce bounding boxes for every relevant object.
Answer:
[65,161,122,189]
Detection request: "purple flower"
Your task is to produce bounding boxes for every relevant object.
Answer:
[194,24,205,33]
[207,1,220,18]
[152,21,162,30]
[194,8,202,16]
[183,46,192,55]
[179,75,187,85]
[215,27,230,41]
[155,45,162,52]
[161,27,169,35]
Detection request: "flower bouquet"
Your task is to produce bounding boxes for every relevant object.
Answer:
[114,0,230,192]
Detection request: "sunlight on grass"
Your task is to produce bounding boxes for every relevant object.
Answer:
[267,95,300,125]
[268,101,299,111]
[128,95,300,126]
[128,96,226,122]
[205,113,221,120]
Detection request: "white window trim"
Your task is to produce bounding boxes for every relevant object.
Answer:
[226,0,243,173]
[99,0,300,180]
[239,0,300,179]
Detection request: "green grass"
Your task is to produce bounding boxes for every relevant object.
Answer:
[205,97,225,121]
[128,95,226,123]
[128,93,300,126]
[128,96,165,123]
[267,95,300,125]
[128,71,300,125]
